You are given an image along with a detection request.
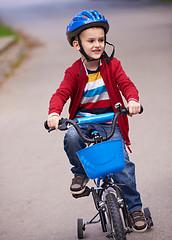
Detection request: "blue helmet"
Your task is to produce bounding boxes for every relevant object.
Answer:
[66,10,109,46]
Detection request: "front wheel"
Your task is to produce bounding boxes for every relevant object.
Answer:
[106,193,126,240]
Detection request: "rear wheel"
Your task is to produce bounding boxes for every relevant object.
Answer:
[106,193,126,240]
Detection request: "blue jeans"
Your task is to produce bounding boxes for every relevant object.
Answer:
[64,123,142,214]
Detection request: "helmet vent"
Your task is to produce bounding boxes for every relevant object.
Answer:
[82,13,90,19]
[91,11,97,19]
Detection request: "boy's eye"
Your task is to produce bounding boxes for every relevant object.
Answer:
[88,39,104,43]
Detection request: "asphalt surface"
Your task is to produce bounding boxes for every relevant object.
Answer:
[0,1,172,240]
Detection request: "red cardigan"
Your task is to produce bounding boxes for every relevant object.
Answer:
[49,58,139,146]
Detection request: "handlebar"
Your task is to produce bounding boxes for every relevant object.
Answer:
[44,104,143,144]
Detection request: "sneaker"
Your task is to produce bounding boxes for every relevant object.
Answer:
[70,175,89,194]
[130,209,148,232]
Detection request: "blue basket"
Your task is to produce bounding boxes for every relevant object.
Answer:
[77,139,125,179]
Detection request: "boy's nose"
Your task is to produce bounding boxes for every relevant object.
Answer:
[95,41,100,47]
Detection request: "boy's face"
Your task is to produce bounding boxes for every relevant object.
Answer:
[78,27,105,60]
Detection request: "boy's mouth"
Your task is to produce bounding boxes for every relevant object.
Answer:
[92,49,101,54]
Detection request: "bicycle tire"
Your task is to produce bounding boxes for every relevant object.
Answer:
[106,192,126,240]
[77,218,84,239]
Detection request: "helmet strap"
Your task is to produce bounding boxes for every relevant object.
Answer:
[77,58,86,77]
[101,41,115,64]
[78,35,94,62]
[106,41,115,60]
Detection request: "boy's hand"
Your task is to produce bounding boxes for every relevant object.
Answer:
[47,115,60,130]
[127,100,141,117]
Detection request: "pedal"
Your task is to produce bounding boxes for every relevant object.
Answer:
[146,216,154,229]
[144,207,153,229]
[72,186,91,199]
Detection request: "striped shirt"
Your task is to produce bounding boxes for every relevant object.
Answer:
[75,68,113,118]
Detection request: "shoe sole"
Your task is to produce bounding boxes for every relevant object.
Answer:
[132,224,148,233]
[71,186,86,195]
[70,178,89,195]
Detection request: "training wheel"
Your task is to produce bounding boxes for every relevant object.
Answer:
[77,218,84,239]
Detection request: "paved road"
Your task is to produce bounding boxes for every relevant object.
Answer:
[0,1,172,240]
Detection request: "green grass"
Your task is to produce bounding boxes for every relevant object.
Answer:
[0,21,19,40]
[159,0,172,2]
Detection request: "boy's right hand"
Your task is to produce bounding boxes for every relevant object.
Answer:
[47,115,60,130]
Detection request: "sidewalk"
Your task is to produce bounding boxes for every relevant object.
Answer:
[0,36,26,81]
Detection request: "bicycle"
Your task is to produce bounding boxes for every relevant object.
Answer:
[45,103,153,240]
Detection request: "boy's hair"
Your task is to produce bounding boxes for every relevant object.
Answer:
[66,10,109,47]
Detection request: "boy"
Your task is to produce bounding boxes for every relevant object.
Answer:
[47,10,147,232]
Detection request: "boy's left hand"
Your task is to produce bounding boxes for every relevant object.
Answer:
[127,100,141,117]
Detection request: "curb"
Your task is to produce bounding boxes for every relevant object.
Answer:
[0,36,16,54]
[0,36,26,82]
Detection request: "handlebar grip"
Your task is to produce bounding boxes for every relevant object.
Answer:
[44,120,49,130]
[44,119,67,132]
[139,105,144,114]
[122,105,143,115]
[44,121,55,132]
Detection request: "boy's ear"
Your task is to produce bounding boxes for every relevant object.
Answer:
[73,40,80,51]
